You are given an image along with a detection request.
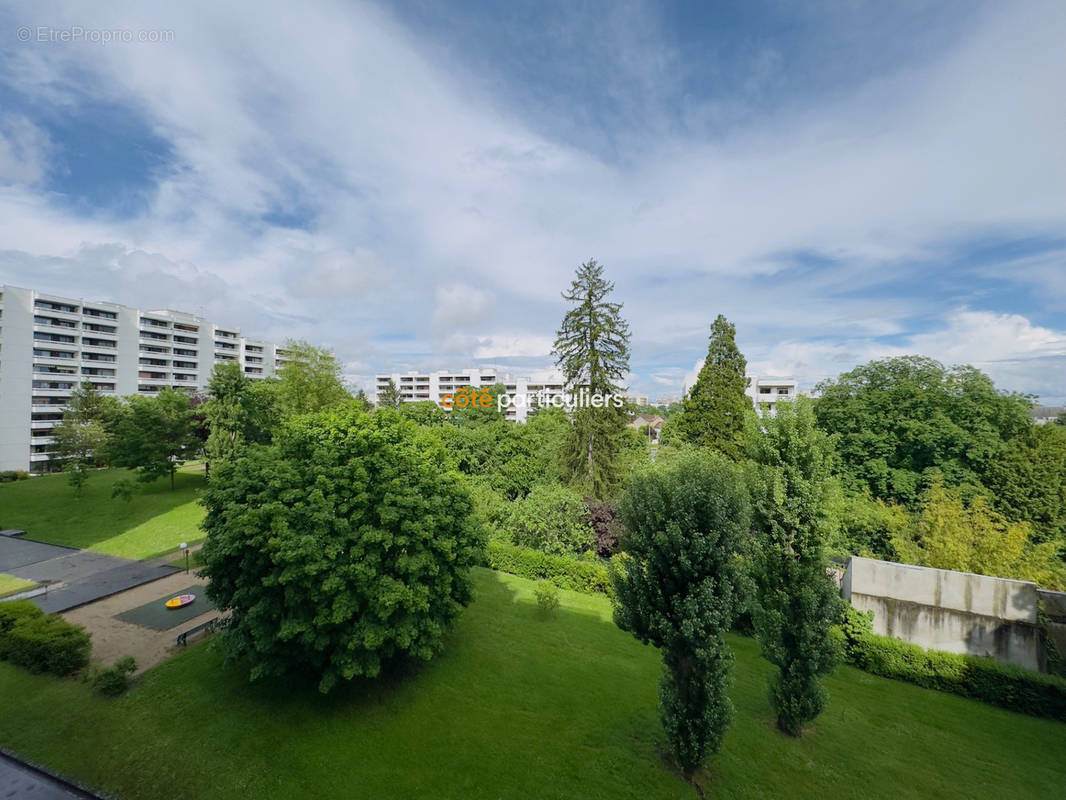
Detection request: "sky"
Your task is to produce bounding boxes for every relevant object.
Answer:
[0,0,1064,402]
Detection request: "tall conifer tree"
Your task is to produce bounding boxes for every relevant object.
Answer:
[677,314,749,459]
[552,259,631,498]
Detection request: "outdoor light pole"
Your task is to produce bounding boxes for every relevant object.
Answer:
[181,541,189,574]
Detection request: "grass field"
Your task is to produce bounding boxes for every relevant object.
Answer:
[0,568,1063,799]
[0,466,206,560]
[0,573,36,598]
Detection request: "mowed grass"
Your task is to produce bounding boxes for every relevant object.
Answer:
[1,568,1063,800]
[0,573,36,598]
[0,466,206,560]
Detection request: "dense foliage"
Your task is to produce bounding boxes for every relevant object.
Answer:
[107,388,199,489]
[585,498,621,557]
[553,259,632,498]
[746,400,842,735]
[890,480,1066,589]
[813,357,1032,505]
[506,483,594,555]
[613,451,749,775]
[0,601,91,677]
[200,406,484,692]
[674,314,749,459]
[274,339,351,417]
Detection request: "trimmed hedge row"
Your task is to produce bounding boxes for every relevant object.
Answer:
[0,601,91,677]
[840,606,1066,722]
[485,540,615,598]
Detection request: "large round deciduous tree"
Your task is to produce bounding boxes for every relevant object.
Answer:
[200,405,484,693]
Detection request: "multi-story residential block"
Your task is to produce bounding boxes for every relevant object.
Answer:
[1031,406,1065,425]
[745,375,798,417]
[0,285,289,473]
[375,368,566,422]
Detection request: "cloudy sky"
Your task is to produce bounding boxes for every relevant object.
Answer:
[1,0,1064,401]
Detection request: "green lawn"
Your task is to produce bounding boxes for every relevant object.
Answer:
[0,573,36,598]
[0,467,206,560]
[0,568,1063,799]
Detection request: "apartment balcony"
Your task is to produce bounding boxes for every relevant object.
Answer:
[30,421,58,430]
[82,339,118,351]
[32,305,80,321]
[33,353,80,366]
[29,452,55,463]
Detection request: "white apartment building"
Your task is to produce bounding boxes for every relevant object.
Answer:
[375,368,566,422]
[745,375,798,417]
[0,285,291,473]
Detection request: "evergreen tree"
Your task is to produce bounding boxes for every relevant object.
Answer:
[613,450,749,778]
[377,379,402,410]
[676,315,749,459]
[353,388,373,412]
[552,259,631,498]
[746,399,842,736]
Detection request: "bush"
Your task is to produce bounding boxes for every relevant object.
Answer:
[0,601,43,634]
[533,581,560,617]
[90,656,138,696]
[0,470,30,482]
[837,604,1066,721]
[585,498,622,557]
[0,610,91,677]
[506,483,594,555]
[485,540,614,597]
[200,407,484,693]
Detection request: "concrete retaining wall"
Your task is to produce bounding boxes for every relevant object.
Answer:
[1038,589,1066,664]
[842,557,1044,672]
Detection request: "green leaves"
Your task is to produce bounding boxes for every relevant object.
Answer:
[200,406,483,693]
[106,388,199,489]
[674,315,749,458]
[613,450,749,774]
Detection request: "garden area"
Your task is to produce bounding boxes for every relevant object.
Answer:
[1,568,1064,800]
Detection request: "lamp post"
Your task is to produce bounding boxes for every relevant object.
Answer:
[180,541,189,574]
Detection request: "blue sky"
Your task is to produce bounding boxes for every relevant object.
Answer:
[1,0,1064,401]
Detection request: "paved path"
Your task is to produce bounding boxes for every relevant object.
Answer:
[0,752,104,799]
[0,535,178,614]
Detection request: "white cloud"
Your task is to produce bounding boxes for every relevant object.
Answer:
[0,0,1062,400]
[0,115,49,186]
[431,284,495,331]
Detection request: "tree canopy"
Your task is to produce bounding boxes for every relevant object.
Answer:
[275,339,350,417]
[106,388,199,489]
[813,356,1032,505]
[200,407,484,692]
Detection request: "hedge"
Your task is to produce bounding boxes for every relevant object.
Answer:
[839,606,1066,722]
[485,540,615,598]
[0,600,91,677]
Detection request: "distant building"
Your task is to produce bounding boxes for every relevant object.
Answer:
[0,284,289,473]
[745,376,798,417]
[626,393,649,406]
[628,413,665,443]
[1031,406,1065,425]
[375,368,565,422]
[653,396,680,408]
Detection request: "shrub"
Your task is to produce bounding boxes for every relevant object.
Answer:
[533,581,560,617]
[485,540,614,597]
[0,470,30,482]
[585,498,622,557]
[0,601,43,634]
[91,656,138,696]
[0,611,91,676]
[837,604,1066,721]
[200,407,484,693]
[506,483,594,555]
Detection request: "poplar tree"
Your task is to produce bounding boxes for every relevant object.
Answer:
[552,259,631,498]
[677,315,749,459]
